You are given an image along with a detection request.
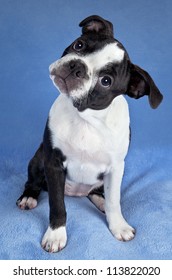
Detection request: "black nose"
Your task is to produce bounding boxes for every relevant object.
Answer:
[69,59,87,78]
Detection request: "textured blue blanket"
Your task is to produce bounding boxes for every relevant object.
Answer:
[0,0,172,260]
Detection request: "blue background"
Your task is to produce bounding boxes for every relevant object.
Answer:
[0,0,172,259]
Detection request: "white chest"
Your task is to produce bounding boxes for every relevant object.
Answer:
[48,94,130,188]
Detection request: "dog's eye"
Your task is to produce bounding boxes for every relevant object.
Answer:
[100,76,112,87]
[73,40,85,51]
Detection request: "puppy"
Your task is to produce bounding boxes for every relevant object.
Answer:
[17,15,163,252]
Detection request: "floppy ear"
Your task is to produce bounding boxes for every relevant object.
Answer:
[79,15,114,37]
[127,64,163,109]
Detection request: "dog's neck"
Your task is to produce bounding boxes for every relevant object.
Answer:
[67,93,125,129]
[78,103,110,124]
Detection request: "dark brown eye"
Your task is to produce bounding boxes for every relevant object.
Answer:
[100,76,112,87]
[73,40,85,51]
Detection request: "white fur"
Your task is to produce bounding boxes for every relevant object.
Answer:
[85,42,124,68]
[49,94,129,189]
[41,226,67,252]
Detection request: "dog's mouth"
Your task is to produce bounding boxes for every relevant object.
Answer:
[73,98,88,112]
[50,74,87,111]
[50,71,82,96]
[51,75,69,95]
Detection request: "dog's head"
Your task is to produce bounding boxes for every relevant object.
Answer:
[49,15,163,111]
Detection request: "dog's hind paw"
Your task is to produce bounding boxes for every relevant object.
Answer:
[41,226,67,253]
[16,196,37,210]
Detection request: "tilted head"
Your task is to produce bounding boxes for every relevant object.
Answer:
[49,15,163,111]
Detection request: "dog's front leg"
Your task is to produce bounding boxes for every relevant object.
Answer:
[104,161,135,241]
[41,149,67,253]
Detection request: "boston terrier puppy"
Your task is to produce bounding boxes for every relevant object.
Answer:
[17,15,163,252]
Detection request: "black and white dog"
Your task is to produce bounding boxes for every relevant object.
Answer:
[17,15,163,252]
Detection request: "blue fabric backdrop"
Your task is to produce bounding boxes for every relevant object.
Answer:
[0,0,172,260]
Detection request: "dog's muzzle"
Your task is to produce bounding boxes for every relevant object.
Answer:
[49,59,89,95]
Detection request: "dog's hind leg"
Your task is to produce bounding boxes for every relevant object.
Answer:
[88,185,105,213]
[16,143,47,210]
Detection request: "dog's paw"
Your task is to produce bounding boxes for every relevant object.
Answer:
[16,196,37,210]
[109,221,135,242]
[88,194,105,212]
[41,226,67,253]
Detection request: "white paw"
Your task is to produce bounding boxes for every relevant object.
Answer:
[17,196,37,210]
[41,226,67,253]
[109,221,135,241]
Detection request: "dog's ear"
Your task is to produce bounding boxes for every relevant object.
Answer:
[127,64,163,109]
[79,15,113,37]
